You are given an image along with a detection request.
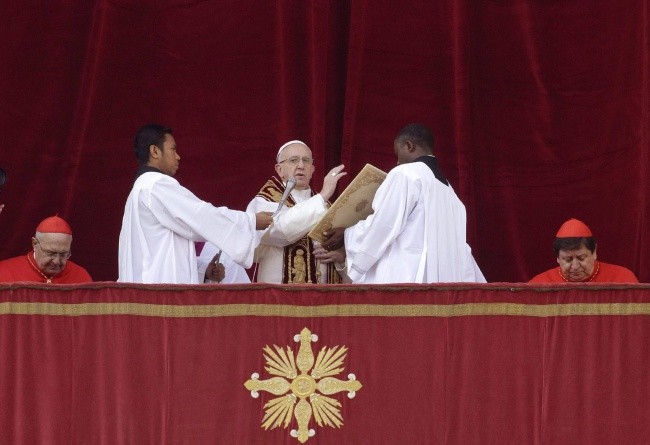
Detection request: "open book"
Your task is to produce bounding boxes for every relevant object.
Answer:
[308,163,387,243]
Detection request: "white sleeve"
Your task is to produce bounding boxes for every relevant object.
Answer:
[344,170,419,281]
[196,242,221,282]
[247,194,327,247]
[464,244,487,283]
[148,178,257,268]
[220,253,252,284]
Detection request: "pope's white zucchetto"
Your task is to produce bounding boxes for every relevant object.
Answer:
[276,140,310,162]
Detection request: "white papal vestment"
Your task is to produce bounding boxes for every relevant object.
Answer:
[247,188,340,283]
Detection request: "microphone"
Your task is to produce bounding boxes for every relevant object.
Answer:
[273,177,296,216]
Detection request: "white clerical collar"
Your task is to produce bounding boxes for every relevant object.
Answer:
[289,187,312,204]
[291,188,312,199]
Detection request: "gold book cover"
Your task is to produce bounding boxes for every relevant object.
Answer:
[308,163,387,243]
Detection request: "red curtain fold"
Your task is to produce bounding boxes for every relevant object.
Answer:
[0,1,648,282]
[1,283,649,443]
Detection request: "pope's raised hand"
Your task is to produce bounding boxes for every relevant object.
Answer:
[319,165,346,202]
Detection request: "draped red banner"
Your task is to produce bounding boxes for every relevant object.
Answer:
[1,283,649,444]
[1,1,648,282]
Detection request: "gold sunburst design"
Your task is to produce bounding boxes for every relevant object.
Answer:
[244,327,362,443]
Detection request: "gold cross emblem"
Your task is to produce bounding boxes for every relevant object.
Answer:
[244,327,363,443]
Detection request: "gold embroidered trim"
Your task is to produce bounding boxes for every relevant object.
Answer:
[256,176,295,206]
[1,302,649,318]
[255,175,340,284]
[26,252,54,283]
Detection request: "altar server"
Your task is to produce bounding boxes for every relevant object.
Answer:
[118,124,272,284]
[323,123,485,284]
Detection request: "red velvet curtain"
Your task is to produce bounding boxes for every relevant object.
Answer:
[1,1,648,282]
[1,283,649,443]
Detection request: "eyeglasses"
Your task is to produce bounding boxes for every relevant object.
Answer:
[278,156,313,166]
[35,238,71,260]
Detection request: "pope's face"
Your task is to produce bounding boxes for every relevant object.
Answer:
[32,232,73,276]
[275,143,315,190]
[557,245,597,281]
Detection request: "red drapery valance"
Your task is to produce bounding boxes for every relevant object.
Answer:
[1,283,649,443]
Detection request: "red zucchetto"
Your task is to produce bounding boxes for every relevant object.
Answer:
[35,215,73,235]
[555,218,592,238]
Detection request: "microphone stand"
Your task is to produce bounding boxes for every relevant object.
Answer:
[273,177,296,217]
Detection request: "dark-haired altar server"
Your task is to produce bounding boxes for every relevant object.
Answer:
[323,123,485,284]
[118,124,272,284]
